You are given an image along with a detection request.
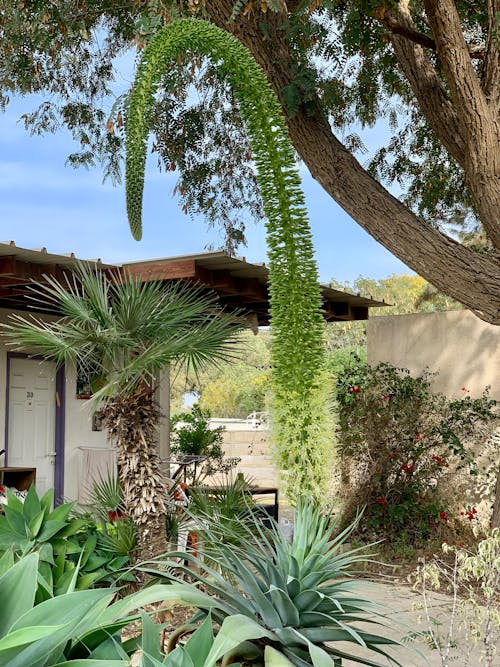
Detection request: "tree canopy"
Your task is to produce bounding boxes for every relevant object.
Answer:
[0,0,498,320]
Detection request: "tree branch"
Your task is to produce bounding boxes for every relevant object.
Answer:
[424,0,500,248]
[373,6,484,59]
[423,0,489,125]
[482,0,500,107]
[204,0,500,321]
[378,3,467,168]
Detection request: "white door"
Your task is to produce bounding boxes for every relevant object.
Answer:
[7,357,56,496]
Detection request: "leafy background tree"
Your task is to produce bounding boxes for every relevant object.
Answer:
[0,0,498,319]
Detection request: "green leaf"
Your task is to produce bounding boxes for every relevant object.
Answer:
[3,590,114,667]
[28,511,45,540]
[48,501,75,523]
[264,646,295,667]
[4,488,24,513]
[84,554,110,572]
[267,585,299,627]
[184,615,213,666]
[308,642,338,667]
[165,646,194,667]
[0,552,38,636]
[204,615,275,667]
[0,549,14,577]
[0,624,66,650]
[11,588,113,632]
[68,621,133,659]
[53,661,127,666]
[3,503,28,538]
[87,633,129,660]
[40,488,54,516]
[140,611,162,667]
[22,485,42,524]
[59,518,89,538]
[102,583,217,625]
[36,520,68,542]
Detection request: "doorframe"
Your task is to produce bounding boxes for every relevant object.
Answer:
[5,352,65,504]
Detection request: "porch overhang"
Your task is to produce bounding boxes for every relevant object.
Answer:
[0,243,388,323]
[123,251,388,325]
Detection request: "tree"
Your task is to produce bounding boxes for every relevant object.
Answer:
[125,19,333,503]
[0,1,498,320]
[172,330,270,418]
[199,367,269,417]
[0,265,243,559]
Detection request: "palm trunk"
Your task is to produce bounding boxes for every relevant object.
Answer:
[99,386,168,561]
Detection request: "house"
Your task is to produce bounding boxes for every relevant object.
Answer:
[0,241,385,502]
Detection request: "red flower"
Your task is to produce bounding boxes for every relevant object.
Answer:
[462,506,478,521]
[382,395,390,401]
[376,496,389,507]
[348,386,362,394]
[400,463,414,474]
[460,386,469,392]
[108,509,126,523]
[431,455,449,467]
[439,511,448,521]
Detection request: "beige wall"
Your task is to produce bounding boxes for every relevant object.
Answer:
[219,428,278,488]
[367,310,499,400]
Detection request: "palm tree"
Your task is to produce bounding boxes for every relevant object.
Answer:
[1,264,244,559]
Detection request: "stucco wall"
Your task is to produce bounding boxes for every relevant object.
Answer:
[367,310,499,400]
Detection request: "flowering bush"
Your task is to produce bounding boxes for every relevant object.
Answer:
[335,357,497,543]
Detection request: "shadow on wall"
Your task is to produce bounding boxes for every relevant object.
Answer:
[367,310,499,400]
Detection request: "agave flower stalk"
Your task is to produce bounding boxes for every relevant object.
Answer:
[125,18,333,503]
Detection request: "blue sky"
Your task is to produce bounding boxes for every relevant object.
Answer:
[0,90,411,286]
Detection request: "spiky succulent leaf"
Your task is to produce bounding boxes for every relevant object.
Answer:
[142,501,415,666]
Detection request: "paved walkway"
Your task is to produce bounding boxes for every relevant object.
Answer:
[337,581,499,666]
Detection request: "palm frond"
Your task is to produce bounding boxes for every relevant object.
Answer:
[0,264,246,400]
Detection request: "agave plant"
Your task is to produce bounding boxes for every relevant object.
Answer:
[0,551,293,666]
[0,485,134,597]
[143,500,414,667]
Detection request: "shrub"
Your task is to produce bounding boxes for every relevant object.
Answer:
[85,472,137,557]
[335,357,497,543]
[170,405,240,484]
[410,528,500,666]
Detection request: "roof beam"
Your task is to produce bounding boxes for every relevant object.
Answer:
[0,257,66,284]
[125,259,197,282]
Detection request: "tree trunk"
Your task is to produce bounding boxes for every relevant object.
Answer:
[100,386,168,562]
[201,0,500,324]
